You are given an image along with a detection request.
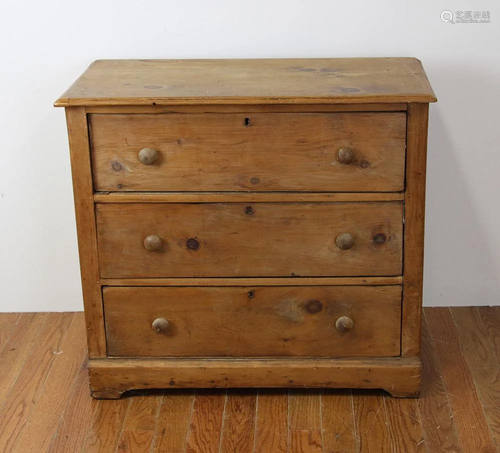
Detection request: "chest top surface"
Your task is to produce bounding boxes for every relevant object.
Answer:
[55,58,436,107]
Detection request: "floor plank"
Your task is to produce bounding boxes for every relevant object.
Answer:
[9,314,87,453]
[418,313,462,453]
[0,313,74,453]
[185,390,226,453]
[0,313,21,354]
[426,308,497,453]
[478,307,500,362]
[254,389,289,453]
[289,389,323,453]
[384,396,426,452]
[152,390,195,453]
[321,389,356,452]
[0,310,499,453]
[452,307,500,448]
[220,390,257,453]
[47,360,98,453]
[0,313,47,404]
[353,391,391,453]
[82,397,130,453]
[116,391,163,453]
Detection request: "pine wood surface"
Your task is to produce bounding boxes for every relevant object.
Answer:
[54,58,437,107]
[103,285,402,358]
[96,202,403,278]
[0,307,498,453]
[89,112,406,193]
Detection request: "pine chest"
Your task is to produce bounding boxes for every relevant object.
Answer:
[55,58,436,398]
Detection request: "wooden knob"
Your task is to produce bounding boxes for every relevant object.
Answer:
[336,233,354,250]
[152,318,170,333]
[335,316,354,333]
[138,148,158,165]
[143,235,163,252]
[337,147,356,165]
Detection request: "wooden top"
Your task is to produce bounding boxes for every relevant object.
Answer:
[55,58,436,107]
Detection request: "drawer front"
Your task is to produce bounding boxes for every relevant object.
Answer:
[96,202,403,278]
[90,113,406,192]
[104,285,402,358]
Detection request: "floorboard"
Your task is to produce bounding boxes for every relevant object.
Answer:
[426,308,497,453]
[0,308,499,453]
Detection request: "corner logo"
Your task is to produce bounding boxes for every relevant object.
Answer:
[441,10,491,24]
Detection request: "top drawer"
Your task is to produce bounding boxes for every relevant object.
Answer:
[90,113,406,192]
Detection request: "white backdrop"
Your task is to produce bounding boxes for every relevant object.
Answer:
[0,0,499,311]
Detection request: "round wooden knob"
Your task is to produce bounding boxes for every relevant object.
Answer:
[335,316,354,333]
[138,148,158,165]
[336,233,354,250]
[337,147,356,165]
[143,235,163,252]
[152,318,170,333]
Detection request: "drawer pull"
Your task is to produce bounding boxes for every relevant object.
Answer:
[335,316,354,333]
[336,147,356,165]
[143,235,163,252]
[138,148,158,165]
[152,317,170,334]
[335,233,355,250]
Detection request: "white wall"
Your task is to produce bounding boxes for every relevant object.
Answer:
[0,0,499,311]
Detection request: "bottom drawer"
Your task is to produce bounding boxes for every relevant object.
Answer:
[103,285,402,358]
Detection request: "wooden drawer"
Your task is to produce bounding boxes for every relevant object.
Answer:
[96,202,403,278]
[103,285,402,358]
[90,113,406,192]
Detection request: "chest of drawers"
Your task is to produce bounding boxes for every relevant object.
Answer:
[55,58,436,398]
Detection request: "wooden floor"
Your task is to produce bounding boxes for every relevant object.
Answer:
[0,308,499,452]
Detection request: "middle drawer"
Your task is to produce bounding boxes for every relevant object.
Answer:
[96,202,403,278]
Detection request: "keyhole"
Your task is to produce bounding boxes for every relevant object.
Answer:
[244,117,251,127]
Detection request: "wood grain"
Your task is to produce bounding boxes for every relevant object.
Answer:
[353,392,391,453]
[100,276,403,287]
[0,313,74,453]
[451,307,500,447]
[115,392,163,453]
[93,192,405,203]
[478,307,500,359]
[417,315,461,453]
[82,397,130,452]
[219,390,257,453]
[96,202,403,278]
[152,390,195,453]
[289,390,323,452]
[88,357,421,397]
[0,313,46,404]
[103,285,402,358]
[9,314,87,453]
[185,390,226,453]
[90,112,406,192]
[47,361,98,453]
[426,308,496,453]
[0,313,20,354]
[384,396,426,452]
[54,58,436,106]
[86,103,408,114]
[321,390,357,452]
[65,107,106,358]
[254,390,289,453]
[7,310,500,453]
[401,103,429,357]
